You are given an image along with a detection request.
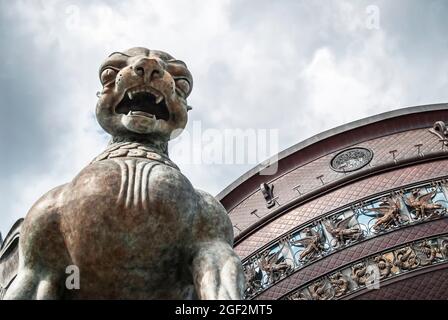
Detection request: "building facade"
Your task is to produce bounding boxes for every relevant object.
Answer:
[2,104,448,300]
[218,104,448,300]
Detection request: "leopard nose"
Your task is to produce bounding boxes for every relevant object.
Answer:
[132,57,164,81]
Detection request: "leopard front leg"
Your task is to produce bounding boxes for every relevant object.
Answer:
[191,190,245,300]
[4,186,71,299]
[192,240,244,299]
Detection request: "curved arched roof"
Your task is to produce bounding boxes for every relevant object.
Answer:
[217,103,448,208]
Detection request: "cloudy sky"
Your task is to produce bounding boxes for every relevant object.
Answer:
[1,0,448,236]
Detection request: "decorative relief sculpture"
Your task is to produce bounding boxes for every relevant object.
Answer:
[287,290,308,300]
[441,239,448,258]
[351,262,370,286]
[323,214,363,247]
[291,227,326,262]
[373,255,393,280]
[404,189,444,219]
[414,241,438,266]
[258,250,293,283]
[309,279,333,300]
[284,234,448,300]
[241,242,295,298]
[394,247,419,271]
[429,120,448,145]
[364,197,404,231]
[2,48,244,300]
[242,179,448,299]
[330,147,373,172]
[243,262,262,296]
[328,272,349,297]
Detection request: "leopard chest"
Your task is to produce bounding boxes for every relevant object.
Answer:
[62,158,197,266]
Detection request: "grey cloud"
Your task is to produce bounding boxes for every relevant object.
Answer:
[1,0,448,235]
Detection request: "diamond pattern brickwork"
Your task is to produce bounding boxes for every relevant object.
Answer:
[252,219,448,300]
[235,159,448,259]
[353,266,448,300]
[230,128,446,239]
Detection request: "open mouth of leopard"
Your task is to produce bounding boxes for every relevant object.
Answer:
[115,85,170,121]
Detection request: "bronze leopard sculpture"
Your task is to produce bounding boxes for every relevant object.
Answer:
[3,47,245,299]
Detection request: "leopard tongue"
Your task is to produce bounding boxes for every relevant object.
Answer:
[128,110,155,118]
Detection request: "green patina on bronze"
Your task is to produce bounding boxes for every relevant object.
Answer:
[2,47,245,300]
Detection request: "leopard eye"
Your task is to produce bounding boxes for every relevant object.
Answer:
[175,78,190,97]
[100,68,118,85]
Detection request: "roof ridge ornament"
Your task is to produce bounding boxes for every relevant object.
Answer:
[429,120,448,146]
[260,182,276,208]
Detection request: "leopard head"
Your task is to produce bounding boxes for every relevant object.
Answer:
[96,47,193,143]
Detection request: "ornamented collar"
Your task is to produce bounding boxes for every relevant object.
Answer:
[91,141,179,170]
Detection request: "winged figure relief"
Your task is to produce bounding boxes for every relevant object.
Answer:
[291,227,326,262]
[364,197,403,231]
[258,249,293,283]
[243,263,263,296]
[404,189,443,219]
[323,214,363,247]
